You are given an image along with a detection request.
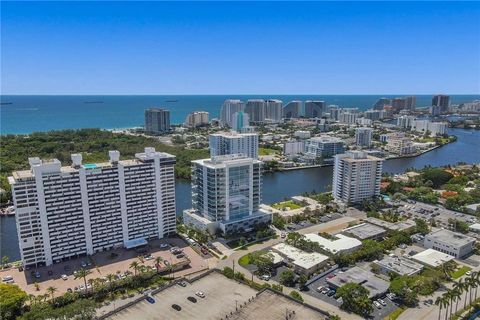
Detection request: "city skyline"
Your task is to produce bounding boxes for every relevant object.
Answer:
[2,1,479,95]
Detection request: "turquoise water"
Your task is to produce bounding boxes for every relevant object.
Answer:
[84,164,97,169]
[1,95,479,134]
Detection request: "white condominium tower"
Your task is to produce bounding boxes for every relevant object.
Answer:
[183,154,271,235]
[264,99,283,123]
[209,131,259,159]
[304,101,325,118]
[245,99,266,123]
[9,148,176,267]
[332,151,383,204]
[355,127,373,147]
[283,101,302,119]
[220,99,245,127]
[184,111,209,128]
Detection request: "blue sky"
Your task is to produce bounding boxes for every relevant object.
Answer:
[1,1,479,94]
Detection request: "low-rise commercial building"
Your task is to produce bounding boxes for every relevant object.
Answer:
[373,256,424,276]
[424,229,476,258]
[271,243,329,276]
[342,223,387,240]
[283,140,305,157]
[326,266,389,299]
[364,217,416,233]
[304,233,362,255]
[411,248,455,268]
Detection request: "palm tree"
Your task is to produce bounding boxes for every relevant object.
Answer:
[74,268,93,294]
[130,261,140,276]
[474,272,480,301]
[460,279,470,309]
[445,290,455,318]
[435,295,447,320]
[106,273,116,297]
[452,288,462,314]
[467,276,477,306]
[442,261,456,279]
[137,256,145,265]
[34,282,40,291]
[155,256,162,272]
[87,278,96,293]
[442,292,451,320]
[46,286,57,302]
[27,294,36,306]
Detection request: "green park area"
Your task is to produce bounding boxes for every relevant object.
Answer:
[271,200,303,210]
[259,147,280,156]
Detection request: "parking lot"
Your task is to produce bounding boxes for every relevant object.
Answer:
[304,269,400,320]
[0,237,208,296]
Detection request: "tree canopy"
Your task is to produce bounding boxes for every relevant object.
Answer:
[336,282,373,317]
[0,283,27,320]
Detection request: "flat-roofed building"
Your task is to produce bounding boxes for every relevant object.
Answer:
[304,136,345,159]
[326,266,389,299]
[271,243,329,276]
[183,154,271,235]
[304,100,325,118]
[209,131,259,159]
[424,229,476,258]
[373,256,424,276]
[342,223,387,240]
[304,233,362,255]
[364,217,416,233]
[411,248,455,268]
[355,127,373,147]
[9,148,176,267]
[332,151,383,204]
[145,108,170,134]
[282,101,302,119]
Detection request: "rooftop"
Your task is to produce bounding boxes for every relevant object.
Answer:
[193,154,261,168]
[342,223,386,240]
[326,266,389,299]
[303,233,362,255]
[271,243,329,270]
[364,217,416,232]
[374,256,424,276]
[411,249,455,267]
[107,271,328,320]
[469,223,480,231]
[426,229,476,247]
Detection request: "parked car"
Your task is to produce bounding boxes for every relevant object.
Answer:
[387,293,396,300]
[260,274,270,281]
[146,295,155,304]
[178,281,187,287]
[373,301,382,309]
[81,261,87,267]
[316,286,324,292]
[160,243,169,249]
[195,291,205,298]
[327,290,336,297]
[378,299,387,306]
[2,275,13,282]
[61,274,68,280]
[466,271,472,276]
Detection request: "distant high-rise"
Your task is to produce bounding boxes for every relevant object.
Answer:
[264,99,283,123]
[282,101,302,119]
[391,98,407,112]
[184,111,209,128]
[305,101,325,118]
[145,108,170,135]
[209,131,259,159]
[245,99,266,123]
[183,155,271,235]
[355,127,373,148]
[332,151,383,204]
[232,111,249,132]
[405,96,416,110]
[373,98,391,110]
[220,99,245,127]
[432,95,450,112]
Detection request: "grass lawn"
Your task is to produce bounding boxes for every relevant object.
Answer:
[238,254,250,267]
[259,147,279,156]
[272,200,302,210]
[384,307,406,320]
[451,266,472,279]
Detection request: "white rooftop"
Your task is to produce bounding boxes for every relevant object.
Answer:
[272,243,329,270]
[469,223,480,231]
[304,233,362,255]
[411,249,455,267]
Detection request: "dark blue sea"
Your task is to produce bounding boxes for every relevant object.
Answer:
[1,95,479,134]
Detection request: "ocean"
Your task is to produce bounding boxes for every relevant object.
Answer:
[1,95,479,134]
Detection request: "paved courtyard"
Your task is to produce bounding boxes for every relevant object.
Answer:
[0,237,208,296]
